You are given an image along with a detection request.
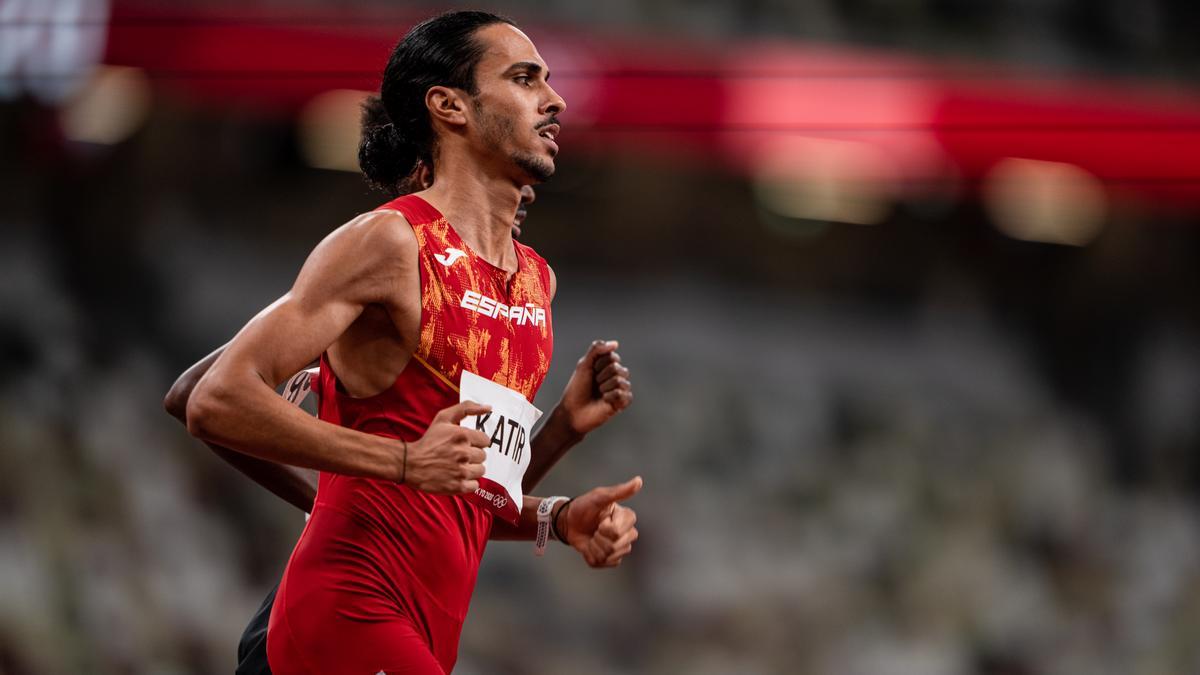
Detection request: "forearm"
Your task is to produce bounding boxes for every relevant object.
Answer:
[522,339,632,491]
[188,372,403,481]
[208,443,318,512]
[522,404,584,492]
[167,345,319,511]
[164,344,227,421]
[490,495,568,541]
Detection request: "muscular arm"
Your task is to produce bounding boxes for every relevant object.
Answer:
[186,211,490,494]
[520,264,568,491]
[164,343,318,512]
[172,323,624,517]
[522,339,632,492]
[186,212,408,478]
[521,407,583,492]
[180,213,623,509]
[169,335,624,513]
[517,266,631,491]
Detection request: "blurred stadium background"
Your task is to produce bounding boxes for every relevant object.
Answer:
[4,0,1200,673]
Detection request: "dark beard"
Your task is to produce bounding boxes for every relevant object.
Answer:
[514,151,554,182]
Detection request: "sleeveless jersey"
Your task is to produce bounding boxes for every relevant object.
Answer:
[270,194,554,673]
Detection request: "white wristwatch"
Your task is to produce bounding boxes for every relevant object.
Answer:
[535,497,568,557]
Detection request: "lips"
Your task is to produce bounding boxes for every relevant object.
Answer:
[537,123,560,155]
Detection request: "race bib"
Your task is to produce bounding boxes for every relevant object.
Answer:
[282,367,319,408]
[459,370,542,524]
[280,367,319,519]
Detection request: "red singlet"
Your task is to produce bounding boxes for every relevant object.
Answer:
[267,195,554,674]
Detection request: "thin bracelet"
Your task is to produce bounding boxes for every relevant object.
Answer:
[400,438,408,484]
[551,498,573,543]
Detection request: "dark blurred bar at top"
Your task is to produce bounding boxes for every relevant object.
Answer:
[88,1,1200,210]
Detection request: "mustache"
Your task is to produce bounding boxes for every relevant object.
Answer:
[534,116,561,131]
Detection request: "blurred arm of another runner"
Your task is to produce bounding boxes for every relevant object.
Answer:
[522,338,633,492]
[496,186,639,494]
[165,342,319,513]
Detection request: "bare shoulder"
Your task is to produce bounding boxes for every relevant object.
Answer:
[293,209,418,305]
[326,209,416,258]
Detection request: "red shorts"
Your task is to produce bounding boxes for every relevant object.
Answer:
[267,595,444,674]
[266,504,473,675]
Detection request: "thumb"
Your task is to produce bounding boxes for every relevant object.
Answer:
[434,400,492,425]
[577,339,618,372]
[592,476,643,505]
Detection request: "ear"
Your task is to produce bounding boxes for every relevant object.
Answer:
[426,85,469,129]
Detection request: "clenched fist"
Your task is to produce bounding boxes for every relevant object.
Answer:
[559,476,643,568]
[560,340,633,436]
[402,401,492,494]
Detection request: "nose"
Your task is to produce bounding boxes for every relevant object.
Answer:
[542,83,566,116]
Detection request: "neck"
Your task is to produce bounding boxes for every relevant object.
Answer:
[420,154,523,274]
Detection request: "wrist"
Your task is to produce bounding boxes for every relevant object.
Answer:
[373,433,409,483]
[548,403,589,440]
[398,437,408,485]
[535,496,569,556]
[552,497,572,544]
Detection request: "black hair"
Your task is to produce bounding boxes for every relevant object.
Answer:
[358,10,515,196]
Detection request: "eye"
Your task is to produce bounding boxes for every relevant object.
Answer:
[514,75,533,87]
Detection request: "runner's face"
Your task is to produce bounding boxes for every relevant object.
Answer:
[467,24,565,183]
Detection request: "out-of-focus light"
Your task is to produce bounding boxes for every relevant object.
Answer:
[752,137,896,226]
[58,65,151,145]
[0,0,110,104]
[298,89,370,172]
[983,158,1107,247]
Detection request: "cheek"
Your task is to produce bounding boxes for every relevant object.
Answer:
[475,91,534,148]
[492,113,517,141]
[476,108,513,143]
[484,96,518,128]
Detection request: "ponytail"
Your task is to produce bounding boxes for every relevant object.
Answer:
[358,95,419,197]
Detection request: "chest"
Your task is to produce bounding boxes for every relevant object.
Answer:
[417,249,554,403]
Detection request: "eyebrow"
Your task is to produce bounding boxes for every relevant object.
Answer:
[504,61,550,81]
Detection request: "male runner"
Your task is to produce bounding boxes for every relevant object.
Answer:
[165,180,634,675]
[185,11,640,674]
